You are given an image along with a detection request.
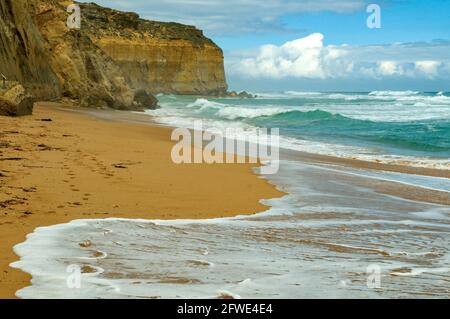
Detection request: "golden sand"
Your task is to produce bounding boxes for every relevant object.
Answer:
[0,103,284,298]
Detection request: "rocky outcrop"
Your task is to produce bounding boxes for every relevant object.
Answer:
[0,82,35,116]
[133,90,159,110]
[0,0,228,114]
[80,3,228,96]
[227,91,256,99]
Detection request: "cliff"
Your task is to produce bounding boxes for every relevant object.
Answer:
[1,0,139,109]
[0,0,61,100]
[0,0,228,113]
[80,3,228,95]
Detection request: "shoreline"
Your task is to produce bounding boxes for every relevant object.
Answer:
[0,103,284,298]
[1,102,449,298]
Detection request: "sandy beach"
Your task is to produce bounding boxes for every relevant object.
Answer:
[0,103,284,298]
[2,102,449,299]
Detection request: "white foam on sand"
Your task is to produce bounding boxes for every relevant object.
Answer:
[11,159,450,299]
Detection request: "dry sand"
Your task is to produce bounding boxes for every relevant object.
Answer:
[0,103,284,298]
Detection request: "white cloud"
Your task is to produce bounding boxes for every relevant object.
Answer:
[239,33,327,79]
[230,34,450,80]
[377,61,403,76]
[414,61,441,78]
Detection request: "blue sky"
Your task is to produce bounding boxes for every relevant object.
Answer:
[81,0,450,91]
[215,0,450,49]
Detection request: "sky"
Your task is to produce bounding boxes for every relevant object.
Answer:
[80,0,450,92]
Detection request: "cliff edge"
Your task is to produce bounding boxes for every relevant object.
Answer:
[0,0,228,113]
[81,3,228,96]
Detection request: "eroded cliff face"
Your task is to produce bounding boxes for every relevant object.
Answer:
[0,0,138,109]
[0,0,61,99]
[80,3,228,95]
[0,0,227,113]
[95,37,227,95]
[35,0,137,109]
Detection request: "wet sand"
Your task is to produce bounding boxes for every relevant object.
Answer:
[1,102,449,299]
[281,150,450,206]
[0,103,284,298]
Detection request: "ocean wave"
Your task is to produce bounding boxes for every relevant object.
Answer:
[186,98,225,110]
[143,114,450,170]
[147,94,450,169]
[245,109,353,124]
[216,106,295,120]
[368,90,420,96]
[284,91,323,96]
[359,93,450,107]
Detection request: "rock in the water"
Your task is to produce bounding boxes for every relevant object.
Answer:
[0,83,35,116]
[133,90,159,110]
[223,90,255,99]
[237,91,255,99]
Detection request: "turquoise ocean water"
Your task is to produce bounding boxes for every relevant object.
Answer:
[148,90,450,168]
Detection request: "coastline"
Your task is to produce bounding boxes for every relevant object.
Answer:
[0,103,284,298]
[2,102,449,299]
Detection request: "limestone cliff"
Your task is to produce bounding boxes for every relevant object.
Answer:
[1,0,141,109]
[34,0,139,109]
[0,0,60,99]
[0,0,228,113]
[80,3,228,95]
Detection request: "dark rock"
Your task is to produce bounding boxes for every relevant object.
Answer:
[223,90,255,99]
[79,240,92,248]
[133,89,159,110]
[0,83,35,116]
[0,97,19,116]
[237,91,255,99]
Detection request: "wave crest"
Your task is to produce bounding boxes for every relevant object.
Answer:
[368,90,420,97]
[217,106,294,120]
[187,98,225,110]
